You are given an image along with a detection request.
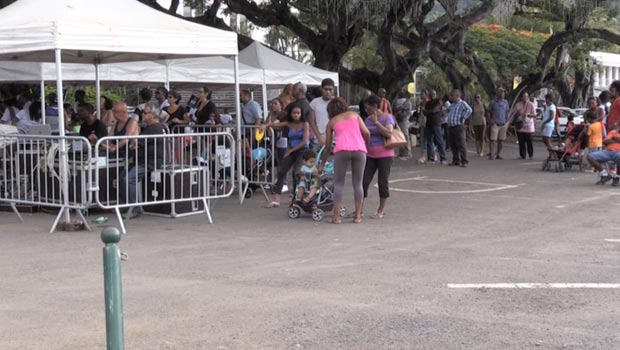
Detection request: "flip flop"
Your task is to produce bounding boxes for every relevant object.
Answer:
[264,201,280,208]
[331,217,342,224]
[371,212,384,219]
[353,217,363,224]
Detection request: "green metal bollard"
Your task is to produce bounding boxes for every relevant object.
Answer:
[101,227,125,350]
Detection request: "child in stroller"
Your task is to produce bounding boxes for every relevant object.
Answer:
[288,147,346,221]
[295,150,320,203]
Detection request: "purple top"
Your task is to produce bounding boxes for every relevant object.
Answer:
[366,114,396,147]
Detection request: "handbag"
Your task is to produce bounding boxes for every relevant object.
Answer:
[385,122,408,149]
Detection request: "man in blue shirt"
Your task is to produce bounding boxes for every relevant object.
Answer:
[240,89,263,126]
[487,88,510,160]
[445,89,472,167]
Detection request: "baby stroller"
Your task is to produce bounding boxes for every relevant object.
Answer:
[542,124,586,172]
[288,147,346,221]
[242,133,273,199]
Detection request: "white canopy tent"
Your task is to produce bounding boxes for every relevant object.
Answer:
[0,57,264,86]
[0,0,243,230]
[239,42,340,117]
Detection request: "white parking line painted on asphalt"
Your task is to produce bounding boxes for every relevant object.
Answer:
[386,177,520,194]
[555,195,606,208]
[447,283,620,289]
[604,239,620,242]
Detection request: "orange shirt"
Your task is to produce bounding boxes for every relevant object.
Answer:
[606,97,620,131]
[604,130,620,152]
[587,121,603,148]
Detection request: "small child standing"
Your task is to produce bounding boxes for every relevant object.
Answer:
[586,110,603,152]
[296,150,320,203]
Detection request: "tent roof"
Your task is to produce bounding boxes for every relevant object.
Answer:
[0,57,263,84]
[239,42,338,86]
[0,0,238,63]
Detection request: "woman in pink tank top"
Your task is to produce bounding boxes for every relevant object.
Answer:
[319,98,370,224]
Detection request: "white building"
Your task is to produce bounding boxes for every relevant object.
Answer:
[591,51,620,92]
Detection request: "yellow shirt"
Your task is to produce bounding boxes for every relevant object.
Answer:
[588,121,603,148]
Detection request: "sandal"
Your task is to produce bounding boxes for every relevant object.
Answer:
[371,212,384,219]
[353,217,363,224]
[264,201,280,208]
[331,217,342,224]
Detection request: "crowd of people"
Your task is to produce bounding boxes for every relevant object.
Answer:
[4,78,620,222]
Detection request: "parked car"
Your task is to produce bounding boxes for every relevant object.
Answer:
[574,107,587,118]
[348,105,360,114]
[534,106,583,137]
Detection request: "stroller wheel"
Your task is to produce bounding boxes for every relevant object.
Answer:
[312,208,324,222]
[288,205,301,219]
[339,206,347,218]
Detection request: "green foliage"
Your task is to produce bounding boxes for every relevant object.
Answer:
[342,33,383,72]
[43,86,127,106]
[467,25,547,86]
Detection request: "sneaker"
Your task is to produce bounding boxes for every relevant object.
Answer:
[441,160,449,165]
[613,177,620,187]
[460,163,468,168]
[496,155,503,160]
[417,158,426,164]
[282,185,288,193]
[449,162,461,166]
[597,175,613,185]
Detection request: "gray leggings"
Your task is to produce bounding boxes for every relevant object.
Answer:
[333,151,367,204]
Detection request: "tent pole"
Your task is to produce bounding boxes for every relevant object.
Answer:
[95,62,101,119]
[165,61,170,90]
[233,56,243,204]
[262,70,268,120]
[40,79,46,125]
[54,48,71,230]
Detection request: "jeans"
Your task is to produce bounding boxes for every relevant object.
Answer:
[448,125,468,164]
[119,164,146,211]
[363,157,392,198]
[424,126,446,161]
[589,150,620,166]
[273,149,303,195]
[517,132,534,158]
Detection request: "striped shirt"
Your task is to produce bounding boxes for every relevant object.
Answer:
[446,99,472,126]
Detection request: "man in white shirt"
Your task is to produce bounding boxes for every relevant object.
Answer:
[309,78,335,148]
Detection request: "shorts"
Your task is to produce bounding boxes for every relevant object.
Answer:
[542,124,555,138]
[297,178,319,190]
[589,150,620,165]
[490,124,508,141]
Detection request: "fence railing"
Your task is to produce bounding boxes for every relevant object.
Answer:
[238,125,275,204]
[0,134,93,228]
[94,131,235,234]
[173,124,277,204]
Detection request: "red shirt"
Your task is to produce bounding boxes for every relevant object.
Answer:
[606,97,620,132]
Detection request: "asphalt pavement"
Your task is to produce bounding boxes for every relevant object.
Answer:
[1,140,619,350]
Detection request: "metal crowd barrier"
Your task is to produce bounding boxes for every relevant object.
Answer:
[173,124,277,205]
[0,134,93,231]
[94,131,235,234]
[239,125,276,204]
